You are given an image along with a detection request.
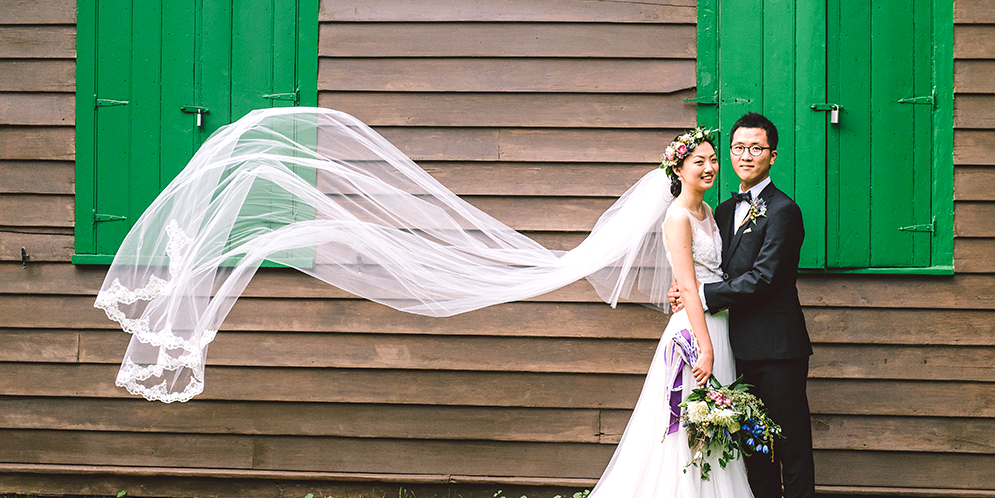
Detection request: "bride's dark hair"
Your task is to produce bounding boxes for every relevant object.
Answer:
[669,136,716,198]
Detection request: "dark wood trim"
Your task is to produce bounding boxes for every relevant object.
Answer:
[0,194,74,227]
[0,232,74,262]
[954,25,995,59]
[955,238,995,273]
[0,93,75,126]
[0,60,75,92]
[955,94,995,129]
[0,363,646,408]
[955,0,995,24]
[0,126,74,161]
[0,161,75,194]
[955,60,995,95]
[376,126,679,163]
[4,464,995,498]
[0,0,76,24]
[317,58,695,94]
[955,130,995,166]
[954,166,995,201]
[319,22,696,58]
[318,91,697,128]
[318,0,696,24]
[0,397,605,443]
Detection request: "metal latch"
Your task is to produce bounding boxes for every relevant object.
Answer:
[898,95,935,106]
[898,223,934,233]
[181,105,210,127]
[683,93,718,105]
[95,97,129,108]
[94,211,127,223]
[811,103,841,124]
[263,90,300,104]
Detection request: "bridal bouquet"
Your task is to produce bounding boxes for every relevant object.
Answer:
[679,375,781,480]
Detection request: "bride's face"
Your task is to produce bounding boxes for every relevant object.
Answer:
[676,141,718,193]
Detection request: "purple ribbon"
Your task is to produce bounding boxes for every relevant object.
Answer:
[666,328,698,435]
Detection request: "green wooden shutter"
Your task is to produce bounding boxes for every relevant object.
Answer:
[696,0,827,269]
[695,0,953,273]
[229,0,319,268]
[75,0,318,264]
[826,0,945,269]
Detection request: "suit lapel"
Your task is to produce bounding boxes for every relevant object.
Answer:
[716,200,736,272]
[726,219,748,259]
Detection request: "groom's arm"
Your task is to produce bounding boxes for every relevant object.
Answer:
[703,200,804,312]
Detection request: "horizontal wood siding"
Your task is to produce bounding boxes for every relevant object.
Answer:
[2,0,995,497]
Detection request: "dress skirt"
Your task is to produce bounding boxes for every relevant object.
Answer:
[588,308,754,498]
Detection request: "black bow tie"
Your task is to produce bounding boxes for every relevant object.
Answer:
[731,191,752,203]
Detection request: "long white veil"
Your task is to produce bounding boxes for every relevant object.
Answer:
[96,107,676,402]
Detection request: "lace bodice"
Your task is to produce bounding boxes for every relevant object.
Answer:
[664,204,723,284]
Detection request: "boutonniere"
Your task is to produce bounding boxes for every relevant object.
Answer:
[741,197,768,227]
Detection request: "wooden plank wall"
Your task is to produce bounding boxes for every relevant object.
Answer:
[1,0,994,496]
[801,1,995,492]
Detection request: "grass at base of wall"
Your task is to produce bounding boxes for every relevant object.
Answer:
[0,481,594,498]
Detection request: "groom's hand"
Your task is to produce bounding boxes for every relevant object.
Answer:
[668,282,683,312]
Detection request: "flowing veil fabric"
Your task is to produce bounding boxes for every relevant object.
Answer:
[96,107,676,402]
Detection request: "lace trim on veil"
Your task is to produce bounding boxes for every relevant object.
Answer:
[97,107,677,403]
[96,220,214,402]
[95,220,218,351]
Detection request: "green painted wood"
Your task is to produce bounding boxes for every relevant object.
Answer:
[712,0,826,268]
[827,0,952,270]
[200,0,233,149]
[793,0,827,269]
[869,0,916,267]
[74,0,96,255]
[911,0,934,267]
[695,0,719,208]
[717,0,762,199]
[708,0,951,272]
[75,0,319,262]
[228,0,318,267]
[159,0,197,189]
[93,0,135,255]
[130,0,165,249]
[932,0,955,272]
[761,0,796,196]
[828,0,870,267]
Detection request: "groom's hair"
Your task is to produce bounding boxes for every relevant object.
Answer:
[731,112,779,151]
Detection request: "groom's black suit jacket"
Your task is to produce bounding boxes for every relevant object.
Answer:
[703,183,811,361]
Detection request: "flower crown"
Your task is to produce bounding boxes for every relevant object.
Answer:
[660,126,718,177]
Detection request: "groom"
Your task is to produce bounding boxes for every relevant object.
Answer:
[675,112,815,498]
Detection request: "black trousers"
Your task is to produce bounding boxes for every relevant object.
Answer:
[736,357,815,498]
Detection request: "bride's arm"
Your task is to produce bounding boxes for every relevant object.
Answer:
[663,211,713,385]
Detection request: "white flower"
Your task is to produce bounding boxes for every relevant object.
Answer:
[686,401,711,423]
[709,408,739,428]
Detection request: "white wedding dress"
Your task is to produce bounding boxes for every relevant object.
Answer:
[588,204,753,498]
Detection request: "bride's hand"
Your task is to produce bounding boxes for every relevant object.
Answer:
[667,282,683,312]
[692,350,713,385]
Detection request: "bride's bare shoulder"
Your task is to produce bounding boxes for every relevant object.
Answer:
[663,206,693,235]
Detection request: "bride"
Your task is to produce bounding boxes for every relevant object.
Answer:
[585,132,753,498]
[96,107,752,496]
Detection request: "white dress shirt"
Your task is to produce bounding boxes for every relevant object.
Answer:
[733,176,772,229]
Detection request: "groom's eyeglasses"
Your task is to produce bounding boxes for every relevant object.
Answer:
[730,145,771,157]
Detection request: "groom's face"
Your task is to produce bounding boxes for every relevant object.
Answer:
[730,127,776,191]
